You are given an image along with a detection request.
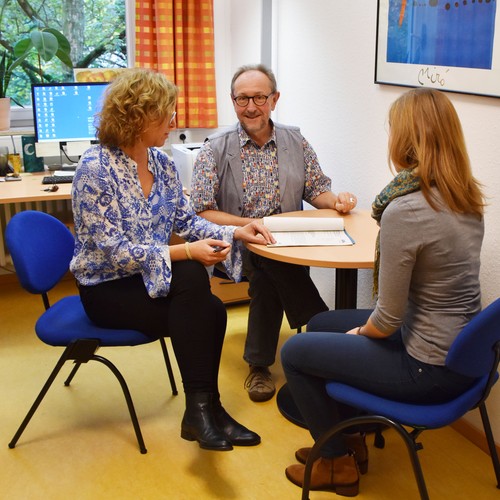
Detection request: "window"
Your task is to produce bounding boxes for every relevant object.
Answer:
[1,0,131,125]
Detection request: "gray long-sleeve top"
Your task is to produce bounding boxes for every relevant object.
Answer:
[370,189,484,366]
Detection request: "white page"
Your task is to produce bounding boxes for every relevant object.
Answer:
[53,170,75,177]
[267,230,353,247]
[263,217,354,247]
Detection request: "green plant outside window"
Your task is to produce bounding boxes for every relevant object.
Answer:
[0,0,127,107]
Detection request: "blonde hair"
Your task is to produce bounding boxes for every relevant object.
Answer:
[388,88,484,216]
[96,68,178,147]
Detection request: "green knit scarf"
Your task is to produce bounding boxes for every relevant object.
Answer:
[371,169,421,296]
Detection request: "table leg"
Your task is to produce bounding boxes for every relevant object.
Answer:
[276,268,359,427]
[335,269,358,310]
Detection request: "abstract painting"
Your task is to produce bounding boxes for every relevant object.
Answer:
[376,0,500,97]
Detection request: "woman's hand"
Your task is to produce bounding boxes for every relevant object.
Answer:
[183,239,232,266]
[335,192,357,214]
[346,319,390,339]
[234,220,276,246]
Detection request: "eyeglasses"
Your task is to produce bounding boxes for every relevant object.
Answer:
[169,111,177,126]
[232,93,274,107]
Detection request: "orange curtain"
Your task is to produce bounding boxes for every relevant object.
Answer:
[135,0,218,129]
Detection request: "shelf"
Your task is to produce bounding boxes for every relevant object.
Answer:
[0,127,35,137]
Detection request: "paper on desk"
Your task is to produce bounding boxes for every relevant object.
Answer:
[263,217,354,247]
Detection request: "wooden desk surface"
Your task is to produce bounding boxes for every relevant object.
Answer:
[246,209,378,269]
[0,172,72,203]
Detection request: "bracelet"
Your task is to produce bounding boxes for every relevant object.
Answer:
[185,241,193,260]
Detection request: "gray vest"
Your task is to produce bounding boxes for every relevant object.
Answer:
[208,123,306,216]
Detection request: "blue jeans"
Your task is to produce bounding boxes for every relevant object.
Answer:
[281,309,475,457]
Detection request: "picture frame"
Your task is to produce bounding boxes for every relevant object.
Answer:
[375,0,500,98]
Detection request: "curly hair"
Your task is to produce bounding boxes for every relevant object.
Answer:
[388,88,484,217]
[95,68,178,147]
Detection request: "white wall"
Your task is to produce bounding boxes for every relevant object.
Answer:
[222,0,500,439]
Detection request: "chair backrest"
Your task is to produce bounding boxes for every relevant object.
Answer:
[446,298,500,378]
[5,211,75,295]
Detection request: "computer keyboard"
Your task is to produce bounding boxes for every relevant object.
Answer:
[42,175,74,185]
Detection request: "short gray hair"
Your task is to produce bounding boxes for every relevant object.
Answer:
[230,64,278,95]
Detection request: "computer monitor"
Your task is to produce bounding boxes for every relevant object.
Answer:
[31,82,109,144]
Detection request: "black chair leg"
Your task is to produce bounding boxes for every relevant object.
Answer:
[64,361,82,386]
[93,354,147,454]
[9,347,72,449]
[159,337,178,396]
[479,403,500,488]
[374,425,386,448]
[393,423,429,500]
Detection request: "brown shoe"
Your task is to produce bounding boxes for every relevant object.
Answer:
[244,366,276,402]
[295,433,368,474]
[285,455,359,497]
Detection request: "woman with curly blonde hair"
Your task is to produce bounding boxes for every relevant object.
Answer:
[71,68,275,452]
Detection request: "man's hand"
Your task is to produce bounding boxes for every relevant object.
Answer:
[335,192,357,213]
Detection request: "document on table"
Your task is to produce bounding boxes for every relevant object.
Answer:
[263,217,355,247]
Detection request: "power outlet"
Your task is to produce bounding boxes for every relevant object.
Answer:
[173,130,189,144]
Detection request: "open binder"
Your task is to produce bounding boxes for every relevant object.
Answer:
[263,217,355,247]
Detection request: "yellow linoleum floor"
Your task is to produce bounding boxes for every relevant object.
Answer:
[1,276,499,500]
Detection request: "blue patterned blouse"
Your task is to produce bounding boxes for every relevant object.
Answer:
[70,145,242,298]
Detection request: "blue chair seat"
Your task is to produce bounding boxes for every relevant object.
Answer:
[326,372,497,429]
[36,296,157,347]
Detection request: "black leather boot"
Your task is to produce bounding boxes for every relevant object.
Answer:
[212,397,261,446]
[181,393,233,451]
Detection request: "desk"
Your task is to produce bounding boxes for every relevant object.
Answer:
[0,172,72,267]
[246,209,379,427]
[0,172,72,203]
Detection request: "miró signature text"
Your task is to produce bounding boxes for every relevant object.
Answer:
[417,67,449,87]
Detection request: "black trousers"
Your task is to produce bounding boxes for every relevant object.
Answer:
[78,261,227,395]
[242,250,328,367]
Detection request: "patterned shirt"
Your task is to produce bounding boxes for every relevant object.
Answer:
[70,145,242,298]
[190,123,332,218]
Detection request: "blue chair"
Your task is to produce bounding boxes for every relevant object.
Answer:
[6,210,178,454]
[301,298,500,500]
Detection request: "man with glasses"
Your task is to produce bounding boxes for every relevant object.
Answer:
[190,64,357,403]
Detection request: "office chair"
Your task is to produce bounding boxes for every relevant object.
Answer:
[5,210,178,454]
[301,298,500,500]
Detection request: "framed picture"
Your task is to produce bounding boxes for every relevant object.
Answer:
[375,0,500,98]
[73,68,126,83]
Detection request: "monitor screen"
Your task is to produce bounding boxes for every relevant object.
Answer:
[31,82,109,143]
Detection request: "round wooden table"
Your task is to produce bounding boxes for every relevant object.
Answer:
[246,208,378,309]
